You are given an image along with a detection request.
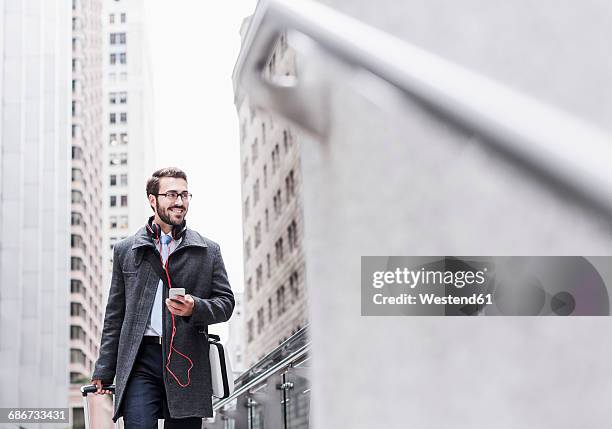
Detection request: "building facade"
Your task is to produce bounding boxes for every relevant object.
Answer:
[69,0,106,425]
[225,292,246,377]
[234,26,308,367]
[102,0,155,285]
[0,0,72,420]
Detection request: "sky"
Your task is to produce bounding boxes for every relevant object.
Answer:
[144,0,258,299]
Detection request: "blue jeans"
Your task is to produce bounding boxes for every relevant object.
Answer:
[121,342,202,429]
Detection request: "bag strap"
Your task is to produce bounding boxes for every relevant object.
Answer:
[142,249,169,287]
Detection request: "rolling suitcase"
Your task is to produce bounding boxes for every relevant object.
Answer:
[81,384,119,429]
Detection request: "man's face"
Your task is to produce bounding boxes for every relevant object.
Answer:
[150,177,189,226]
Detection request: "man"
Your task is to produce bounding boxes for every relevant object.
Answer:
[91,167,235,428]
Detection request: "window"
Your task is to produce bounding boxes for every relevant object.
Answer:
[255,222,261,248]
[71,168,83,182]
[285,170,295,202]
[120,195,128,206]
[71,279,83,293]
[120,132,128,144]
[265,209,269,232]
[273,189,282,217]
[120,152,127,165]
[243,197,250,220]
[266,253,271,278]
[71,257,85,272]
[287,220,298,251]
[119,91,127,103]
[240,120,246,143]
[262,123,266,143]
[245,237,251,260]
[276,285,286,316]
[109,113,116,124]
[71,234,85,250]
[71,325,85,340]
[110,195,117,207]
[70,348,86,365]
[119,33,126,44]
[110,174,117,186]
[71,212,83,226]
[120,112,127,123]
[110,33,117,44]
[257,307,264,334]
[119,215,128,229]
[120,13,126,23]
[268,297,273,322]
[119,53,126,64]
[109,133,117,145]
[110,53,117,64]
[251,138,258,163]
[109,92,117,104]
[271,144,281,173]
[289,271,299,303]
[247,319,253,343]
[120,174,128,185]
[263,164,267,188]
[246,277,252,300]
[283,129,292,153]
[275,237,284,265]
[109,13,115,24]
[71,190,83,204]
[253,179,260,204]
[256,264,263,290]
[110,216,117,229]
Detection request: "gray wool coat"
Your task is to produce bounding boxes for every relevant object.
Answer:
[91,225,235,422]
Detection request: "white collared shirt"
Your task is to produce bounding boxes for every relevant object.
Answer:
[144,231,182,336]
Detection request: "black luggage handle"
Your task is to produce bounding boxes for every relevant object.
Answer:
[81,384,115,396]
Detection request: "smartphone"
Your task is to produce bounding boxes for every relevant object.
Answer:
[169,287,185,302]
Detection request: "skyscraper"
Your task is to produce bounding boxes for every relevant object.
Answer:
[69,0,105,425]
[0,0,72,418]
[234,24,308,367]
[102,0,155,285]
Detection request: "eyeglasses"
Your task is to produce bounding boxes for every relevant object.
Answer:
[156,191,192,202]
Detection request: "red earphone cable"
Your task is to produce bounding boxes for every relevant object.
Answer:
[157,236,194,388]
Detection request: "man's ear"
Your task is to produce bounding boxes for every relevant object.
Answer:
[148,194,157,212]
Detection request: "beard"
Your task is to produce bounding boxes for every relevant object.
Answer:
[157,200,186,226]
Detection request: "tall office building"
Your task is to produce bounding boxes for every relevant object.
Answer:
[102,0,155,283]
[226,292,246,376]
[0,0,72,418]
[234,24,308,367]
[69,0,106,426]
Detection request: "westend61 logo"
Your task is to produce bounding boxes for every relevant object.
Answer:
[372,267,488,289]
[361,256,612,316]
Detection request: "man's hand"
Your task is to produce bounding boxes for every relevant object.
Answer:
[165,294,195,316]
[92,379,113,395]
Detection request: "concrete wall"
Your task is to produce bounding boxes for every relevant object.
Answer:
[299,1,612,428]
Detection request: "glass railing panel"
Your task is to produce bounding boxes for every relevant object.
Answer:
[283,355,311,429]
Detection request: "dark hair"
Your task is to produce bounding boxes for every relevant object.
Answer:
[146,167,188,211]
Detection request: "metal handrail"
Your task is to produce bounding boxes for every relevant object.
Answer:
[212,343,309,410]
[233,0,612,218]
